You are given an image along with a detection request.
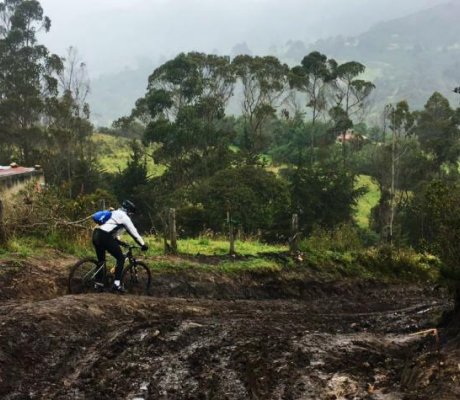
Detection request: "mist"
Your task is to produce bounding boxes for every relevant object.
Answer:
[39,0,449,77]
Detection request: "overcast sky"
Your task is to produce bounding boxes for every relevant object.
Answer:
[38,0,449,77]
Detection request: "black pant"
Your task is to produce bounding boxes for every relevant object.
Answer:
[92,229,125,282]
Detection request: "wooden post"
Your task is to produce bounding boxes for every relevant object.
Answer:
[227,211,235,255]
[289,213,299,253]
[0,197,6,245]
[169,208,177,254]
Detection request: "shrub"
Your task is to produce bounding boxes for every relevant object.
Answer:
[300,224,364,253]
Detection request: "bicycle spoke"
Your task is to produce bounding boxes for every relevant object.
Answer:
[68,259,102,294]
[122,262,151,295]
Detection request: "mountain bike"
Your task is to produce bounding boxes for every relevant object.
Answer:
[68,244,151,295]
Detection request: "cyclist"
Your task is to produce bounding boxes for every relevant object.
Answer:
[92,200,148,293]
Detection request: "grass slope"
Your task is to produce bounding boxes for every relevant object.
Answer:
[93,132,165,176]
[354,175,380,229]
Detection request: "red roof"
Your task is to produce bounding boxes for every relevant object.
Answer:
[0,166,36,177]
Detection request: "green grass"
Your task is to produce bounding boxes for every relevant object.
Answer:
[171,237,287,256]
[93,132,165,176]
[0,234,441,283]
[1,234,286,258]
[148,257,281,274]
[354,175,380,229]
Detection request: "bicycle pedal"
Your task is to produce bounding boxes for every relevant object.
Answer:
[111,284,126,294]
[94,283,105,293]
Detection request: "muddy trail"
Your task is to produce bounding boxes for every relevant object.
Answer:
[0,253,458,399]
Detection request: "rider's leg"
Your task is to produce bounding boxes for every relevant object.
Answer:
[105,237,125,287]
[92,229,106,284]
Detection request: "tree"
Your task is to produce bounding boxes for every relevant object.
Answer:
[333,61,375,120]
[386,101,415,243]
[232,55,290,160]
[125,52,236,189]
[43,47,93,197]
[57,46,90,120]
[415,92,460,171]
[357,101,435,243]
[285,162,364,235]
[112,140,148,202]
[195,165,290,236]
[270,115,332,168]
[403,180,460,308]
[288,52,337,164]
[289,51,336,124]
[0,0,62,164]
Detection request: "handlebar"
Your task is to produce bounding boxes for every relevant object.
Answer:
[117,241,140,250]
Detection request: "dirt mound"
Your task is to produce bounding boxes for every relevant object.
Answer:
[0,290,451,399]
[0,253,457,399]
[0,252,75,301]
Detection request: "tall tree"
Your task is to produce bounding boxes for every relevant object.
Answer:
[43,46,93,196]
[289,52,336,164]
[386,101,415,243]
[333,61,375,120]
[415,92,460,171]
[289,51,336,124]
[232,55,289,161]
[123,52,236,189]
[0,0,62,164]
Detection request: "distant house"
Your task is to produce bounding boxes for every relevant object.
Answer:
[336,129,368,147]
[0,163,44,194]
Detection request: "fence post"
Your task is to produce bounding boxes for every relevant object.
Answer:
[227,211,235,255]
[289,213,299,253]
[169,208,177,254]
[0,197,6,245]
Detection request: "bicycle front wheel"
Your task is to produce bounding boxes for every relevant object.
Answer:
[122,261,151,295]
[68,258,101,294]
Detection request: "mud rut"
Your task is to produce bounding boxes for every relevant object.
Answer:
[0,257,457,400]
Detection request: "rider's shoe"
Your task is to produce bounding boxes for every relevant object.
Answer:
[94,282,105,293]
[111,283,126,294]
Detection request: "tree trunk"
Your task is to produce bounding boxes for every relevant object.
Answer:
[289,213,299,253]
[169,208,177,254]
[227,211,235,256]
[0,197,6,246]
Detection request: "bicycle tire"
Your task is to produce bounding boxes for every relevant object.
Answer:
[68,258,101,294]
[122,261,151,295]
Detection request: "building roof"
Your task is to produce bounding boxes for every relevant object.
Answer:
[0,165,39,179]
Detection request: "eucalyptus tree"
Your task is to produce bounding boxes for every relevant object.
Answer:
[124,52,236,189]
[289,51,337,125]
[414,92,460,172]
[0,0,62,164]
[288,52,337,164]
[386,101,416,243]
[232,55,290,161]
[40,46,95,197]
[332,61,375,120]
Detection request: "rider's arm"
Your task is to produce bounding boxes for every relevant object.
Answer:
[121,214,145,247]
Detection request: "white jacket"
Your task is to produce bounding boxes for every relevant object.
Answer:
[98,209,145,246]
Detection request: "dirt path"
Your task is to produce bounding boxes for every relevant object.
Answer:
[0,254,457,399]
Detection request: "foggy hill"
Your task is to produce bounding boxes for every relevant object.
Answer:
[88,1,460,127]
[300,1,460,117]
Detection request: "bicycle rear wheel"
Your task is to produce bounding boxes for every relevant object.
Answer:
[122,261,151,295]
[68,258,101,294]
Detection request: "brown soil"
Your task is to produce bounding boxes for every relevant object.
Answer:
[0,252,458,399]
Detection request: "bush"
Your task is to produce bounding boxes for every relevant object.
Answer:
[355,246,441,282]
[300,224,364,253]
[3,183,117,246]
[194,165,290,236]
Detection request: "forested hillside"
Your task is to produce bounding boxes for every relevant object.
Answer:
[2,0,460,398]
[303,1,460,116]
[89,2,460,126]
